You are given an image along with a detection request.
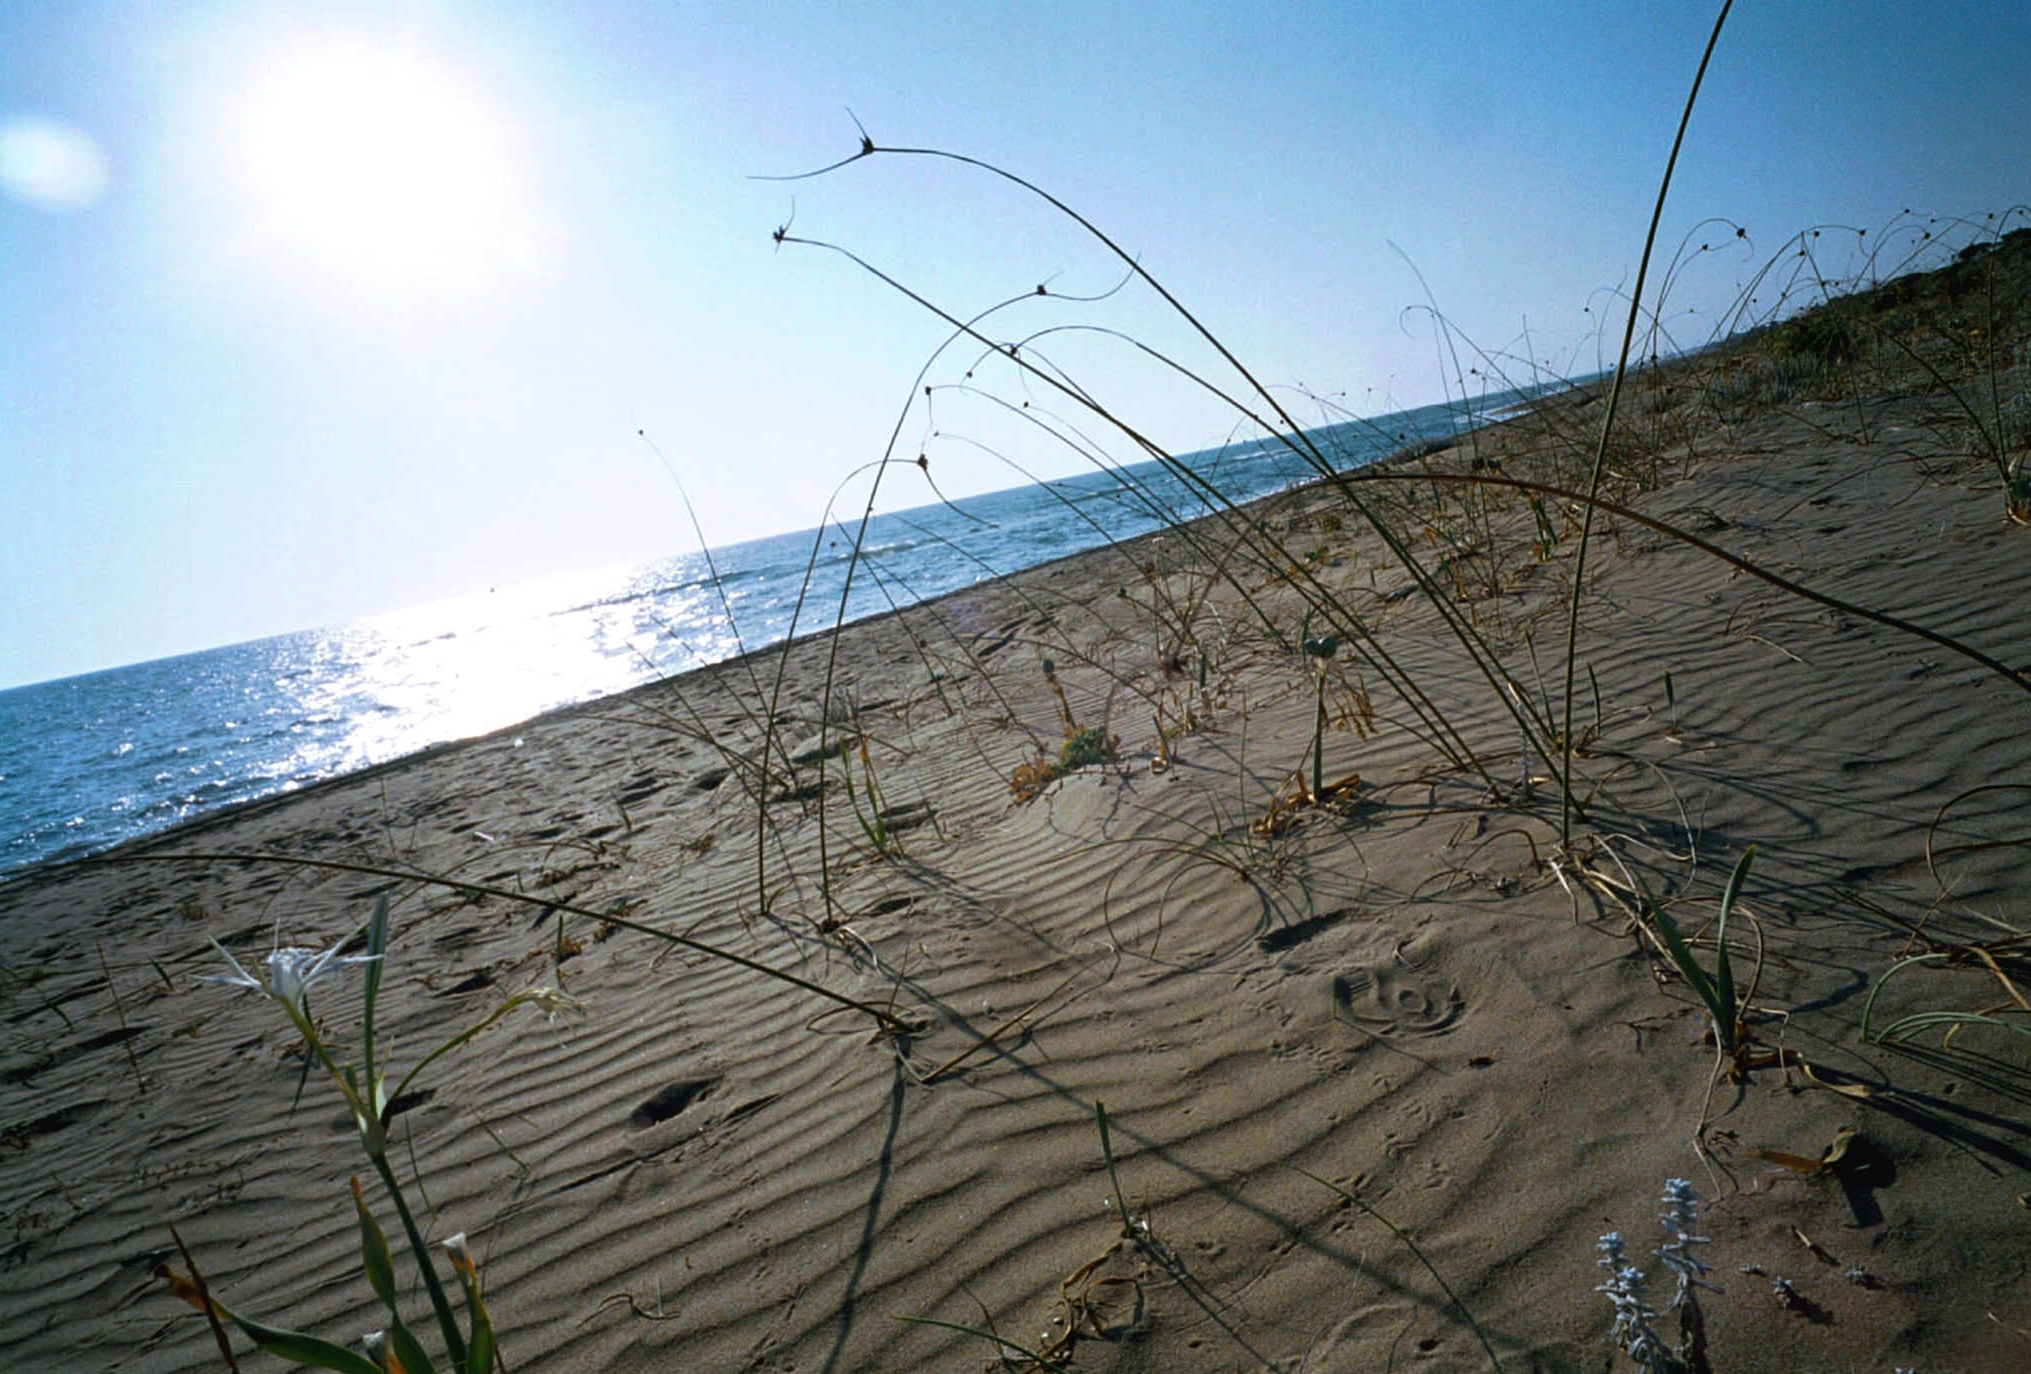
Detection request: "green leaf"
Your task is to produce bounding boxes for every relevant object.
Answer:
[366,894,391,978]
[1649,903,1721,1023]
[386,1319,439,1374]
[352,1177,399,1310]
[461,1273,496,1374]
[444,1237,496,1374]
[1645,848,1754,1055]
[348,1181,441,1371]
[224,1308,385,1374]
[1711,847,1754,1048]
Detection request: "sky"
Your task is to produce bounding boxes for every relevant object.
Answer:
[2,1,2027,690]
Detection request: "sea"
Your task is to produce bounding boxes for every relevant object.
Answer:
[0,392,1537,878]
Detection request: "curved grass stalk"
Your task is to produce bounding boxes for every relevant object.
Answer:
[1863,950,2031,1046]
[1559,0,1735,848]
[785,287,1098,925]
[776,230,1507,786]
[891,1314,1071,1372]
[82,849,921,1037]
[1286,1164,1504,1374]
[1922,783,2031,940]
[766,131,1601,788]
[1870,1007,2031,1045]
[1343,469,2031,699]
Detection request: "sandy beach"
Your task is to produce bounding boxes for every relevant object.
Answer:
[5,243,2031,1373]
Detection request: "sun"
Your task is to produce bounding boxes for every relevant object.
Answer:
[228,36,542,300]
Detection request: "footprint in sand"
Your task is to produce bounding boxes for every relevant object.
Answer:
[1331,961,1463,1036]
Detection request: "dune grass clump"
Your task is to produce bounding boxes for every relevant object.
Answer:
[837,732,903,857]
[1722,213,2031,520]
[1010,658,1119,801]
[637,50,2031,1355]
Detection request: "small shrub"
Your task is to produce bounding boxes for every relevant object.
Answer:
[1596,1179,1714,1374]
[1768,306,1862,365]
[1059,726,1114,770]
[1009,726,1117,802]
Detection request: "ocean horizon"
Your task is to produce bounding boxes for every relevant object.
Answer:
[0,390,1546,878]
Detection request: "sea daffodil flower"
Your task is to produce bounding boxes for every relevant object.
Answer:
[207,930,385,1154]
[206,932,378,1017]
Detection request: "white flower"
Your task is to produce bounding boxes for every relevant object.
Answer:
[510,985,585,1024]
[206,932,378,1014]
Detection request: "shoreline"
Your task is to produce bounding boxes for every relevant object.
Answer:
[1,420,1465,892]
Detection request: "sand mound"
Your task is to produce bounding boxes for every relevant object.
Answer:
[6,308,2031,1373]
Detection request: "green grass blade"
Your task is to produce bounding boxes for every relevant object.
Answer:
[446,1237,496,1374]
[1711,846,1754,1047]
[370,1154,467,1370]
[1094,1100,1134,1236]
[1558,0,1736,845]
[1875,1009,2031,1044]
[462,1280,496,1374]
[351,1176,440,1372]
[386,1321,439,1374]
[838,740,886,851]
[361,894,389,1101]
[465,1320,496,1374]
[1861,952,1951,1042]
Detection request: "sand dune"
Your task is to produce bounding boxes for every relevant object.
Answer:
[5,347,2031,1373]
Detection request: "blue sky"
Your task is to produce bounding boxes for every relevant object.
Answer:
[3,1,2027,689]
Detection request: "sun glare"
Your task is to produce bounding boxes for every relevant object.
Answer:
[229,37,542,301]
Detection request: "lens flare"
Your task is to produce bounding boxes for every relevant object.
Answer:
[0,115,109,212]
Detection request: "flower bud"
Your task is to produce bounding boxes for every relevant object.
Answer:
[357,1112,387,1161]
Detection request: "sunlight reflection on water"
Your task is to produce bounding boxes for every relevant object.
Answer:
[1,391,1517,876]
